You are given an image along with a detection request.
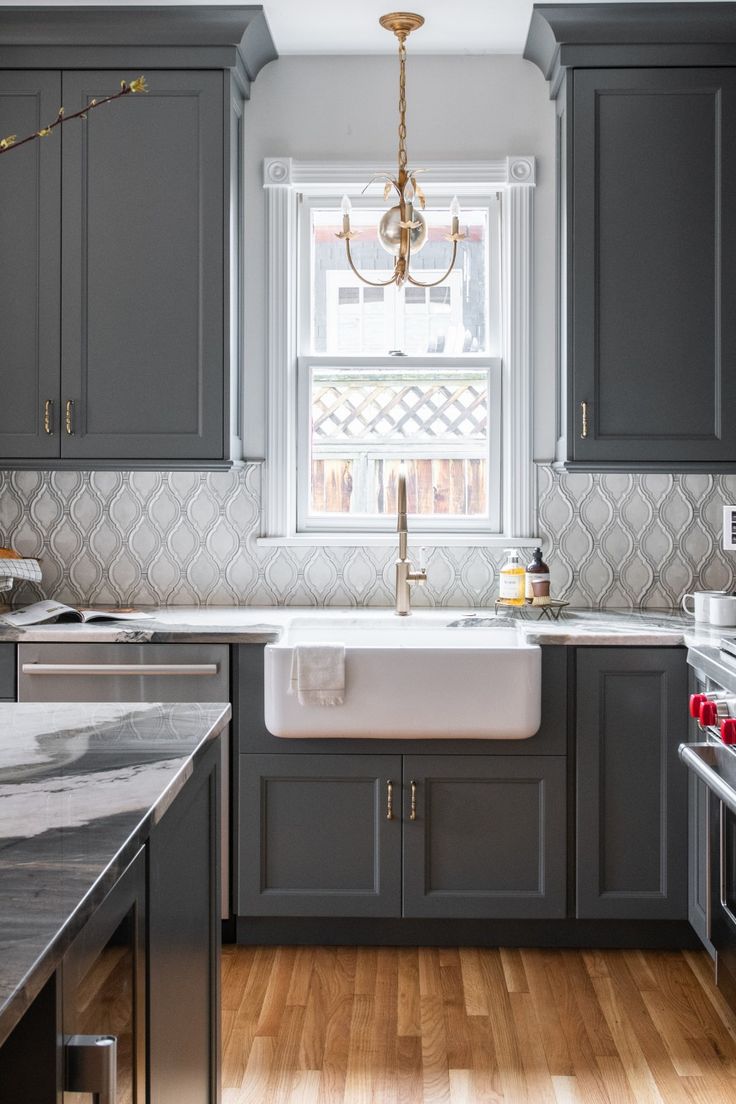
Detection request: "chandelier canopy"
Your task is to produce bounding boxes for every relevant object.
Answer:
[336,12,465,289]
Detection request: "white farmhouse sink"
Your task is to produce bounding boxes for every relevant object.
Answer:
[264,616,541,740]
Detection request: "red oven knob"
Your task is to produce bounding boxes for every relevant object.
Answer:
[722,719,736,745]
[690,693,708,718]
[700,701,719,726]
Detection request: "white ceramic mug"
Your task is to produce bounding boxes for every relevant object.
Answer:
[681,590,727,622]
[708,594,736,627]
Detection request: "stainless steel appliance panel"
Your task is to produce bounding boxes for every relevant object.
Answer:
[18,643,231,918]
[18,642,228,702]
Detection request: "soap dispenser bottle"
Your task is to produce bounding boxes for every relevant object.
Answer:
[498,548,525,606]
[525,547,551,604]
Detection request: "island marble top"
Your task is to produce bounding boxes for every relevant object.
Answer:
[0,604,727,648]
[0,700,230,1048]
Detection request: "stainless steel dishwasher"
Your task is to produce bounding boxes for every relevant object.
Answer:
[18,642,232,918]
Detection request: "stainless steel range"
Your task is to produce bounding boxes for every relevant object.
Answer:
[681,636,736,1009]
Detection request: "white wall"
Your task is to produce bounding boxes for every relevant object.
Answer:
[242,53,556,460]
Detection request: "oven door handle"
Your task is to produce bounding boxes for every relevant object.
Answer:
[679,743,736,817]
[21,663,219,677]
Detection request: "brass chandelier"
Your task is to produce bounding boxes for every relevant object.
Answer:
[337,11,465,288]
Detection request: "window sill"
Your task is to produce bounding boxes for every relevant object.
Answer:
[257,534,541,549]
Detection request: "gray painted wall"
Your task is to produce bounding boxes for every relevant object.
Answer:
[241,54,556,460]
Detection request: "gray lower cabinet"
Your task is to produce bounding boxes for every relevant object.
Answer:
[576,648,688,919]
[238,751,566,920]
[238,753,402,918]
[402,754,567,919]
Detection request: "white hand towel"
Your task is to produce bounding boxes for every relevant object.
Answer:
[289,643,345,706]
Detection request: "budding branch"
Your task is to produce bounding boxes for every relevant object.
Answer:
[0,76,147,155]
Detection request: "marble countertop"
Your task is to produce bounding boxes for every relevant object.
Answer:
[0,604,726,648]
[0,700,230,1048]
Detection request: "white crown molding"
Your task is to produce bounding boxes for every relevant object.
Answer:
[263,156,536,195]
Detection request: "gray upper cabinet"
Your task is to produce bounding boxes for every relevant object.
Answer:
[0,72,60,459]
[576,648,688,920]
[402,754,567,919]
[0,8,276,468]
[61,70,224,461]
[525,4,736,470]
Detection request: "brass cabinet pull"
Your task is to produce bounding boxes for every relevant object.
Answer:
[386,779,394,820]
[65,399,74,435]
[410,780,417,821]
[43,399,54,435]
[580,400,589,439]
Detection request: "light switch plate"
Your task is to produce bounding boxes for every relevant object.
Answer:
[724,506,736,550]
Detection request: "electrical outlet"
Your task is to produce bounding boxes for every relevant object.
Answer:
[724,506,736,550]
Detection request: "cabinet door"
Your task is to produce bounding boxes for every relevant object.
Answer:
[402,754,567,919]
[572,69,736,465]
[0,72,60,458]
[60,71,224,461]
[238,754,402,917]
[576,648,688,919]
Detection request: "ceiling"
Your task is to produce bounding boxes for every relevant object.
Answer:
[0,0,732,54]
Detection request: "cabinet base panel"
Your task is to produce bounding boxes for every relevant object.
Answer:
[235,916,699,950]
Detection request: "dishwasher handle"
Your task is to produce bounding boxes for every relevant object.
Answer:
[21,662,219,677]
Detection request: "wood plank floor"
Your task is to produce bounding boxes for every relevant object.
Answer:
[221,945,736,1103]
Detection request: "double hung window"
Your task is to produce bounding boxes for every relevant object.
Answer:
[262,159,536,544]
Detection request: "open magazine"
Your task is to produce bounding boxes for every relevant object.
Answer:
[0,601,155,626]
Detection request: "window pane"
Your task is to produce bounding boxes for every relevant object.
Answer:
[312,206,489,355]
[308,367,489,518]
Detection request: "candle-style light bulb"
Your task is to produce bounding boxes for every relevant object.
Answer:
[450,195,461,220]
[341,194,352,216]
[404,178,415,204]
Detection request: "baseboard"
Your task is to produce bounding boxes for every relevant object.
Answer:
[235,916,701,950]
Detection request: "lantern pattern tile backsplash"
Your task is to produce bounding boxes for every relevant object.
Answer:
[1,464,735,609]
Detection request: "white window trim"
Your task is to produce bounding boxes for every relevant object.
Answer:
[260,156,537,547]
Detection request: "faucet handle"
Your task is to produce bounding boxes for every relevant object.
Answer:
[417,547,428,573]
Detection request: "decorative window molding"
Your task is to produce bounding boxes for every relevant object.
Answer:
[262,157,537,544]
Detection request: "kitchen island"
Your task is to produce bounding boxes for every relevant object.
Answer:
[0,700,230,1102]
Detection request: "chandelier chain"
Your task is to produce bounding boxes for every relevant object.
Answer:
[398,37,407,176]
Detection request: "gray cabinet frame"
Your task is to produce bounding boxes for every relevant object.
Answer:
[576,647,688,919]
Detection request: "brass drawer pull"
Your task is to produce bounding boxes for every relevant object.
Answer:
[65,399,74,435]
[386,779,394,820]
[580,400,589,439]
[410,780,417,821]
[43,399,54,435]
